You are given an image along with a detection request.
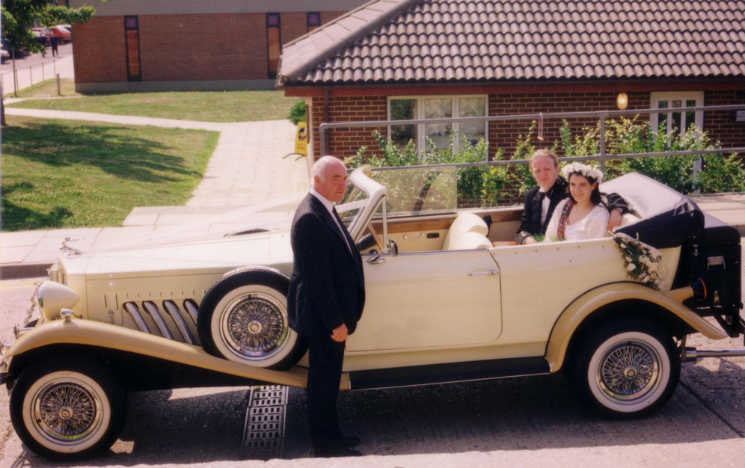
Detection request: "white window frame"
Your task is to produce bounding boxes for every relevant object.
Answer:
[650,91,704,135]
[387,95,489,160]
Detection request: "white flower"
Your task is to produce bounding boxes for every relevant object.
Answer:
[627,263,637,272]
[625,256,633,262]
[639,274,648,281]
[649,263,658,272]
[620,243,627,249]
[561,162,604,183]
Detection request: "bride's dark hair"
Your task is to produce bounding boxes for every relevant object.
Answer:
[565,172,602,205]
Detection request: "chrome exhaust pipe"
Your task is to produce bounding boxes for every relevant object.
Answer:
[183,299,199,324]
[124,302,151,334]
[163,300,195,345]
[142,301,173,339]
[683,347,745,362]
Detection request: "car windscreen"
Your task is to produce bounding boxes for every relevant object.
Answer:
[370,166,457,218]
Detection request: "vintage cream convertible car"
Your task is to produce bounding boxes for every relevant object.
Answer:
[1,166,743,460]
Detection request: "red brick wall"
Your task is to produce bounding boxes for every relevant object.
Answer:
[705,90,745,150]
[281,12,307,46]
[488,92,649,158]
[310,96,387,160]
[72,17,127,83]
[73,11,348,84]
[138,14,267,82]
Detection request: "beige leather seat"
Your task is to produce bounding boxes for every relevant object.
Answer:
[442,212,491,250]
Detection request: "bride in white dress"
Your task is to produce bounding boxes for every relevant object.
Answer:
[544,163,609,242]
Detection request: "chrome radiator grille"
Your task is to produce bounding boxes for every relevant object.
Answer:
[122,299,200,345]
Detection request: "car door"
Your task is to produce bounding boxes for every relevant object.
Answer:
[346,249,502,352]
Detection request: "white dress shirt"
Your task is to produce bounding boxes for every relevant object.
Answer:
[310,189,352,254]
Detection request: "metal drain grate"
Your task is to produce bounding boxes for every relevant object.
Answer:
[240,385,289,460]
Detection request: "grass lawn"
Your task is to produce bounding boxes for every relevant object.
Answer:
[3,78,79,99]
[6,89,302,122]
[1,115,219,232]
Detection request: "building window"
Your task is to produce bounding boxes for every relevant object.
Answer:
[650,91,704,135]
[124,16,141,81]
[266,13,281,79]
[387,95,488,158]
[307,12,321,32]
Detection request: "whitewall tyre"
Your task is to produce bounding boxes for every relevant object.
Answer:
[198,272,307,370]
[9,358,127,461]
[570,319,680,419]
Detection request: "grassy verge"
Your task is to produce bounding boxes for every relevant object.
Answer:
[3,78,79,99]
[6,89,302,122]
[1,115,219,231]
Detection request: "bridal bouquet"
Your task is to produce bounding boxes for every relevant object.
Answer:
[611,232,664,290]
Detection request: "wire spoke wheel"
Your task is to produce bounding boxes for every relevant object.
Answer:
[596,341,661,402]
[33,380,103,443]
[571,320,680,419]
[220,293,289,360]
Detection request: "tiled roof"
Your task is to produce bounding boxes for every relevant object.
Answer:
[278,0,745,86]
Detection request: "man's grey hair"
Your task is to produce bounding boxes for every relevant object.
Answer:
[311,155,346,183]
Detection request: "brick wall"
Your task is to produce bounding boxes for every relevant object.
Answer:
[705,90,745,150]
[310,96,387,160]
[73,11,348,84]
[488,91,649,158]
[72,17,128,83]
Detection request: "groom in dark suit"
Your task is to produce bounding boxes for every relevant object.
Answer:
[287,156,365,458]
[516,149,628,244]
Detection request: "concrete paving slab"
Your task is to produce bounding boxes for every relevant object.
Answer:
[122,214,160,226]
[0,230,47,248]
[0,246,33,264]
[40,227,102,239]
[94,226,157,243]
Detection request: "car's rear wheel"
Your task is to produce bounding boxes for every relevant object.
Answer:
[198,271,307,370]
[570,318,680,419]
[9,357,127,461]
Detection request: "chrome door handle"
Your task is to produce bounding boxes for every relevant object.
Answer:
[468,269,499,277]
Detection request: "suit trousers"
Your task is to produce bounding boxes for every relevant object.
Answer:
[306,334,346,450]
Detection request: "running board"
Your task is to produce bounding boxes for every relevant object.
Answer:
[349,357,550,391]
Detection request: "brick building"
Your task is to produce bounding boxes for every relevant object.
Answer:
[69,0,368,92]
[277,0,745,164]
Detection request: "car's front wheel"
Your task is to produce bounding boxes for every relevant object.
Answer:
[198,271,307,370]
[9,357,127,461]
[570,318,680,419]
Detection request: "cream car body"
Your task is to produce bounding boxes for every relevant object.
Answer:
[2,166,741,461]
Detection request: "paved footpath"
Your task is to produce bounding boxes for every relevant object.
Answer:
[0,109,308,277]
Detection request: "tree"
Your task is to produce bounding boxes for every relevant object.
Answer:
[0,0,98,126]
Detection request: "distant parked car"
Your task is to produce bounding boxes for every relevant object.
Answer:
[30,30,50,53]
[0,47,9,63]
[51,26,72,43]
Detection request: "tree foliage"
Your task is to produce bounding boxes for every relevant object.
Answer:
[1,0,98,54]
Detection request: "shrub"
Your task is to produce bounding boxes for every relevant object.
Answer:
[288,101,306,125]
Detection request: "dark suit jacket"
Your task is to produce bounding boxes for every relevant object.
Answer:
[287,193,365,337]
[515,177,629,244]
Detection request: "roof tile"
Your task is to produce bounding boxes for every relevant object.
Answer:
[281,0,745,85]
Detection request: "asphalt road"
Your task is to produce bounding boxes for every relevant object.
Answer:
[1,245,744,467]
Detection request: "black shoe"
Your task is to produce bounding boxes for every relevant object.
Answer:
[315,447,363,458]
[338,435,361,448]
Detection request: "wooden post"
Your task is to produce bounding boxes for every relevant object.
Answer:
[57,74,61,96]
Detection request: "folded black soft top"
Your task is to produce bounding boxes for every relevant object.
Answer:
[601,173,705,249]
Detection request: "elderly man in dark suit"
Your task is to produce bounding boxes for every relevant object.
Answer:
[516,149,628,244]
[287,156,365,458]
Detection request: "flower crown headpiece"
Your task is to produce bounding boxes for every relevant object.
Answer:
[561,162,604,183]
